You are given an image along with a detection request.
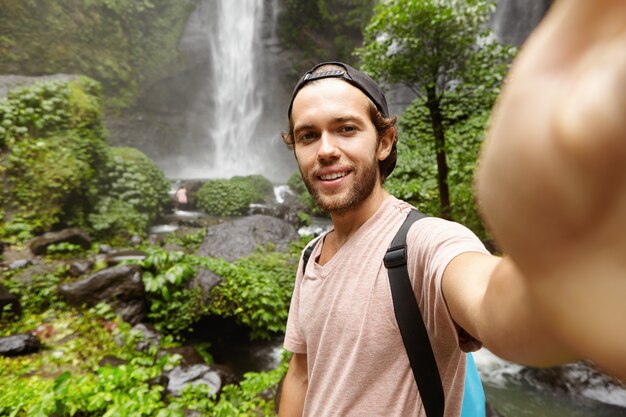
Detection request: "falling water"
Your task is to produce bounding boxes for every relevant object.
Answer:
[171,0,295,182]
[204,0,263,177]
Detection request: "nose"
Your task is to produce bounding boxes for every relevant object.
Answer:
[317,131,340,161]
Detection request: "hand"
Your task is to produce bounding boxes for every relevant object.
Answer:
[476,0,626,379]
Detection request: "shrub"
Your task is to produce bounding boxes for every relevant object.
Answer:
[0,78,108,238]
[89,146,170,239]
[196,175,273,217]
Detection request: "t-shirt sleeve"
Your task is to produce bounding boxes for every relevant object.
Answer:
[407,217,490,352]
[283,253,307,354]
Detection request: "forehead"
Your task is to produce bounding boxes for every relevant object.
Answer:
[291,78,371,123]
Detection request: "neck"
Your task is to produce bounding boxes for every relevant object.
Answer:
[329,185,389,247]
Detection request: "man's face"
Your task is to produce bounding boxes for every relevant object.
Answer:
[290,79,388,214]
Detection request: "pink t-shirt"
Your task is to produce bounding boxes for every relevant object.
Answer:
[284,196,489,417]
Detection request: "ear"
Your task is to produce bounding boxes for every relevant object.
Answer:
[377,127,396,161]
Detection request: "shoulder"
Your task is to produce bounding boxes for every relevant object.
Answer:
[406,216,489,269]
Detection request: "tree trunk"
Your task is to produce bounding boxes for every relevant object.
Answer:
[425,86,451,219]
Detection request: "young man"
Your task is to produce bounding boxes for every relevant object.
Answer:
[278,1,626,415]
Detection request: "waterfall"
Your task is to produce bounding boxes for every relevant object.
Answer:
[172,0,295,182]
[204,0,263,177]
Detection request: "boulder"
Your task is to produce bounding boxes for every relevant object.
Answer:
[165,364,222,397]
[0,332,41,356]
[196,215,298,262]
[28,228,92,256]
[58,265,146,324]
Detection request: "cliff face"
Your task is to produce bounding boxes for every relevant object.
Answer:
[492,0,553,46]
[0,0,197,109]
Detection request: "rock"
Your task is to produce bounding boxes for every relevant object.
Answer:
[188,269,222,303]
[0,283,21,318]
[8,259,31,270]
[99,355,128,367]
[28,228,92,256]
[519,361,626,408]
[105,249,147,266]
[58,265,146,324]
[196,215,298,262]
[131,323,161,352]
[165,364,222,397]
[161,345,206,367]
[0,332,41,356]
[68,260,93,277]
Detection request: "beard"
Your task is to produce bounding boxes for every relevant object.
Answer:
[300,155,379,214]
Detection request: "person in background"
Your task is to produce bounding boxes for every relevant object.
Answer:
[175,184,188,210]
[277,0,626,416]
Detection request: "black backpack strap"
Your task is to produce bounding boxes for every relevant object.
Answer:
[301,236,321,274]
[384,210,445,417]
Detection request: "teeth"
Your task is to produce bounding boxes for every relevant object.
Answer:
[320,172,348,180]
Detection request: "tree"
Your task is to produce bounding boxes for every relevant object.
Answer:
[356,0,513,220]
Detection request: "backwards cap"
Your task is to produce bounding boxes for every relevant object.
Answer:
[287,61,389,118]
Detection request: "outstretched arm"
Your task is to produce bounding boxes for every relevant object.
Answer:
[475,0,626,379]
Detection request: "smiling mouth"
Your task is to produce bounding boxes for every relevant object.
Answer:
[319,171,349,181]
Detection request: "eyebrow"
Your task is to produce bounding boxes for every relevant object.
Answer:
[294,115,366,133]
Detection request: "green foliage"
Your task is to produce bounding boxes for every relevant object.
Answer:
[0,78,108,240]
[196,175,274,217]
[277,0,377,76]
[138,248,209,338]
[89,146,170,239]
[163,228,207,253]
[0,306,183,417]
[0,0,196,108]
[387,96,492,238]
[357,0,501,93]
[1,270,65,313]
[203,240,307,340]
[357,0,515,226]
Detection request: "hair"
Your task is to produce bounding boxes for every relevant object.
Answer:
[282,64,398,183]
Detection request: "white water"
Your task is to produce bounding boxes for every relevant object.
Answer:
[204,0,263,177]
[174,0,296,182]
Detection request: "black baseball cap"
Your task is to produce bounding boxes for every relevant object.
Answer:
[287,61,389,118]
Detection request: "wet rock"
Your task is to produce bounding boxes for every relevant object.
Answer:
[0,332,41,356]
[520,361,626,408]
[28,228,92,256]
[165,364,222,397]
[0,283,21,318]
[197,214,298,261]
[58,265,146,324]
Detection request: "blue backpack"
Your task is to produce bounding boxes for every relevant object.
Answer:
[303,210,485,417]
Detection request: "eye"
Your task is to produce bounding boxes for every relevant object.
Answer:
[339,125,357,134]
[297,131,318,143]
